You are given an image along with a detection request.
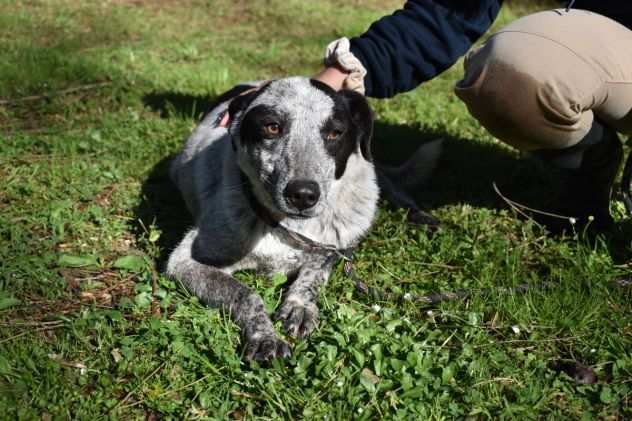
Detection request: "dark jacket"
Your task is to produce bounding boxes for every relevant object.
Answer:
[349,0,632,98]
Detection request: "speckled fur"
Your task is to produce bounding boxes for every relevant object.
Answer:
[166,77,379,361]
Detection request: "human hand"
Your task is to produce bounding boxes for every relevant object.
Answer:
[313,66,349,91]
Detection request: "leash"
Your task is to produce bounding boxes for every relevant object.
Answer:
[343,254,632,306]
[493,149,632,220]
[273,225,352,262]
[342,255,560,305]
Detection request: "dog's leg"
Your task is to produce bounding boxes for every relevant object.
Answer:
[275,254,337,339]
[167,229,290,362]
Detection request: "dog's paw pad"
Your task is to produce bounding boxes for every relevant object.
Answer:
[275,299,319,339]
[244,333,291,363]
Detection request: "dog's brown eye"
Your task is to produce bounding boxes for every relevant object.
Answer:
[263,123,281,137]
[327,130,342,141]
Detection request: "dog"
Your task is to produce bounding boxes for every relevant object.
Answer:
[166,77,380,362]
[166,76,443,362]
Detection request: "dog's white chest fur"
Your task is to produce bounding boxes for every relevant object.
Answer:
[248,231,306,274]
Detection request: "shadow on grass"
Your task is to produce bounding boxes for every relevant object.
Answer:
[143,85,259,121]
[604,218,632,263]
[135,154,193,267]
[143,92,214,121]
[372,121,554,211]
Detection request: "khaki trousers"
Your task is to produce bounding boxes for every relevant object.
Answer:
[455,9,632,152]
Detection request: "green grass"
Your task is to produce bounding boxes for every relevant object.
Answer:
[1,0,631,419]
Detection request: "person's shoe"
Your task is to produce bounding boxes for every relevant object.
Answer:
[534,122,623,233]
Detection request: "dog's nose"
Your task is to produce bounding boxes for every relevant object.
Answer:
[284,180,320,211]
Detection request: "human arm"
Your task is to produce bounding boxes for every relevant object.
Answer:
[318,0,503,97]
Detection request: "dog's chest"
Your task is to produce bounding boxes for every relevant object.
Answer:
[246,230,310,275]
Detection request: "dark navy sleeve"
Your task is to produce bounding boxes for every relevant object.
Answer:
[349,0,503,98]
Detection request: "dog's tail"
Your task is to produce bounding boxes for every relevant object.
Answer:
[376,138,443,212]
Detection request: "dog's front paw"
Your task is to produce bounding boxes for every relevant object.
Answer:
[275,297,319,339]
[244,332,291,363]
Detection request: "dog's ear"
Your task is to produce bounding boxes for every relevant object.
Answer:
[226,81,274,124]
[339,89,374,162]
[227,89,260,123]
[226,84,271,150]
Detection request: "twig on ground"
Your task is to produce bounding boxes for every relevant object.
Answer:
[0,154,98,165]
[0,324,66,344]
[0,81,112,106]
[416,261,462,270]
[47,353,98,374]
[473,377,523,387]
[492,182,575,223]
[474,335,588,348]
[230,390,263,400]
[0,320,65,328]
[151,265,161,317]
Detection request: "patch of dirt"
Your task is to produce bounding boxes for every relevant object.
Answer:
[110,232,137,256]
[61,267,136,305]
[77,184,120,212]
[6,268,137,323]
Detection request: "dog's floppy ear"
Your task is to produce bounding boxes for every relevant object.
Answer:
[227,89,260,123]
[225,83,271,150]
[226,81,273,124]
[227,92,258,151]
[339,89,374,162]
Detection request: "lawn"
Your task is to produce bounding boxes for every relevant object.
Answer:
[1,0,631,419]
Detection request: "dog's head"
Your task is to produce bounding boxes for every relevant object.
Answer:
[227,77,374,219]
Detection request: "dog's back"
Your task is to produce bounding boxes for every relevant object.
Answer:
[170,84,260,221]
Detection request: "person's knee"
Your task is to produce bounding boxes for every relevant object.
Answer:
[455,36,541,149]
[455,32,596,151]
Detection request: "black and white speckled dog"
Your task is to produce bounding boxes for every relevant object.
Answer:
[166,77,379,362]
[166,76,442,362]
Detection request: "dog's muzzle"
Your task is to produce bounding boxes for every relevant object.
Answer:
[283,179,320,211]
